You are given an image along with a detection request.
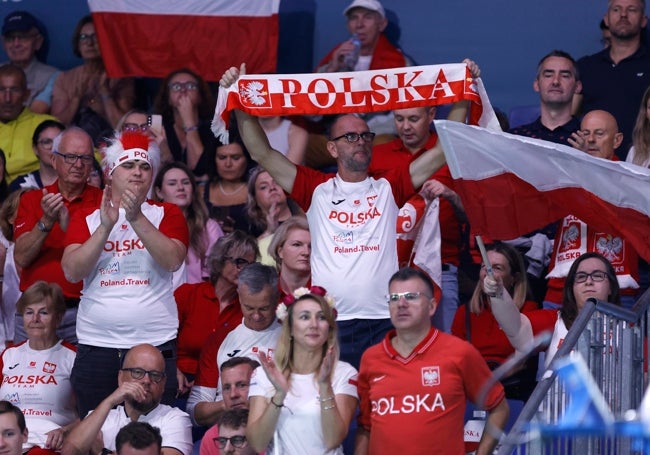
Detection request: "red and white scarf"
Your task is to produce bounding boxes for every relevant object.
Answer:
[212,63,499,143]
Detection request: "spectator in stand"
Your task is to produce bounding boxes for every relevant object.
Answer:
[62,344,192,455]
[268,216,311,300]
[205,136,253,234]
[258,116,308,165]
[174,231,258,397]
[573,0,650,159]
[51,15,135,145]
[14,127,102,345]
[488,252,621,369]
[10,119,64,191]
[1,11,59,112]
[247,286,358,454]
[187,264,281,427]
[451,242,539,401]
[154,161,224,287]
[0,64,56,183]
[245,166,302,262]
[199,358,259,455]
[213,409,257,455]
[0,281,78,454]
[115,422,162,455]
[355,267,508,455]
[61,131,188,416]
[0,401,28,455]
[152,68,216,179]
[628,85,650,167]
[116,109,173,165]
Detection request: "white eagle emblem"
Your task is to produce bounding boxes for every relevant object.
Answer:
[239,81,268,106]
[560,224,580,251]
[421,366,440,386]
[595,235,623,262]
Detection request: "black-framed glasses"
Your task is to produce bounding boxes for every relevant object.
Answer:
[120,367,166,383]
[574,271,607,284]
[37,138,54,149]
[213,435,248,449]
[386,291,428,304]
[168,81,198,92]
[53,151,94,165]
[122,123,150,133]
[79,33,97,43]
[331,132,375,143]
[225,257,252,270]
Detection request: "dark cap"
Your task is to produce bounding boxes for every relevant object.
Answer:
[2,11,39,36]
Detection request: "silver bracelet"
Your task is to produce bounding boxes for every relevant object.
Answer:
[322,404,336,411]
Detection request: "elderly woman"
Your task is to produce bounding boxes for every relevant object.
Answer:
[247,287,358,454]
[0,281,78,453]
[268,216,311,299]
[154,161,223,286]
[487,252,621,368]
[452,242,539,400]
[174,231,259,395]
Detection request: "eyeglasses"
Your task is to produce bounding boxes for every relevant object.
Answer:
[37,138,54,149]
[386,291,428,304]
[168,81,198,92]
[225,257,252,270]
[213,436,248,449]
[574,271,607,284]
[79,33,97,43]
[331,132,376,143]
[53,151,94,165]
[120,367,166,383]
[122,123,150,133]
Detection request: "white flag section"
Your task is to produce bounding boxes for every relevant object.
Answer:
[410,200,442,298]
[434,120,650,262]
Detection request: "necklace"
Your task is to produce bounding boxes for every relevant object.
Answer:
[218,181,245,196]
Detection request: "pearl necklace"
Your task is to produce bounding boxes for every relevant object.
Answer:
[218,181,245,196]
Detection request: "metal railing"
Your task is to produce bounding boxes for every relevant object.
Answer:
[497,287,650,455]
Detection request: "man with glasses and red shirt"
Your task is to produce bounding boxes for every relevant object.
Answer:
[14,127,102,345]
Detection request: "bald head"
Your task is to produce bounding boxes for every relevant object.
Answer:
[580,110,623,159]
[122,344,165,371]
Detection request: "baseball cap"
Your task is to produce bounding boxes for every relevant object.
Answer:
[343,0,386,19]
[2,11,39,36]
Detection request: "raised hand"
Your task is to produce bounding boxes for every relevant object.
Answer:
[463,58,481,79]
[120,188,145,222]
[100,185,119,229]
[317,346,336,385]
[258,351,289,395]
[40,188,66,229]
[220,63,246,89]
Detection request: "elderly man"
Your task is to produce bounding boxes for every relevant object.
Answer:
[355,267,509,455]
[1,11,59,110]
[221,64,447,369]
[116,422,162,455]
[13,127,102,344]
[0,64,56,182]
[188,264,281,427]
[544,109,639,308]
[199,357,260,455]
[62,344,192,455]
[62,131,189,416]
[0,401,28,455]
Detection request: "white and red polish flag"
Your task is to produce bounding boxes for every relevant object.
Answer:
[212,63,500,142]
[435,120,650,262]
[88,0,280,81]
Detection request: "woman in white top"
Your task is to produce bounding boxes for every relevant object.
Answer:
[629,86,650,168]
[247,287,358,454]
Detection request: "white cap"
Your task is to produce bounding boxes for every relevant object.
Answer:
[343,0,385,18]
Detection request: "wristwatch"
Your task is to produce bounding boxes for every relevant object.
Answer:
[37,220,52,233]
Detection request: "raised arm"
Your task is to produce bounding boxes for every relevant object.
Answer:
[220,65,297,192]
[408,141,446,189]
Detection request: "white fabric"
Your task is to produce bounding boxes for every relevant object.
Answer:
[76,204,179,348]
[546,312,568,368]
[264,118,291,156]
[100,404,192,454]
[0,340,77,450]
[249,361,358,454]
[88,0,280,16]
[306,175,399,320]
[1,241,20,343]
[626,146,650,168]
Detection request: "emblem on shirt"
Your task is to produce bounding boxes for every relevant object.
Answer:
[238,80,271,108]
[3,392,19,405]
[594,234,624,264]
[28,361,36,368]
[333,231,353,244]
[421,366,440,387]
[42,362,56,374]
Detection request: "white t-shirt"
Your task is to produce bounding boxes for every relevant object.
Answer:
[249,361,358,454]
[546,312,568,368]
[0,340,77,450]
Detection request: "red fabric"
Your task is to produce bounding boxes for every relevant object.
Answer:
[357,327,505,454]
[451,300,539,364]
[317,33,408,71]
[89,1,279,80]
[175,281,241,375]
[14,182,103,297]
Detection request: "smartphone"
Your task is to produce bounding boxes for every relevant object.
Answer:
[148,114,163,134]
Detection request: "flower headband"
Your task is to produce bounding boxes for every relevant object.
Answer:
[276,286,337,321]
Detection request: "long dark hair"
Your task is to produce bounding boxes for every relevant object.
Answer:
[152,68,215,120]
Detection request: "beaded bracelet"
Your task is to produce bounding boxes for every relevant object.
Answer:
[319,396,335,403]
[183,125,199,133]
[322,404,337,411]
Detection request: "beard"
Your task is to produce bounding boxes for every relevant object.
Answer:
[340,150,371,173]
[128,396,158,414]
